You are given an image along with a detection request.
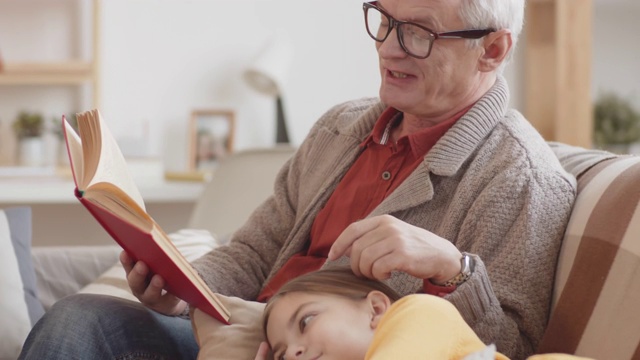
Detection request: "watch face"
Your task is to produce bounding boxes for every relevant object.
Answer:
[460,254,467,271]
[441,254,474,287]
[461,253,473,276]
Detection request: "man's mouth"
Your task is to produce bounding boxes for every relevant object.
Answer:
[389,70,409,79]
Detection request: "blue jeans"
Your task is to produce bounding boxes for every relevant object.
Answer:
[19,294,199,360]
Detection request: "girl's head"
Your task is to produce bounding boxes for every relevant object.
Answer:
[263,267,401,360]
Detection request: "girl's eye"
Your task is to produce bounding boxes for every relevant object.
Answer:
[299,314,314,332]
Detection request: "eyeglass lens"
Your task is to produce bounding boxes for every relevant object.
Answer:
[365,5,434,58]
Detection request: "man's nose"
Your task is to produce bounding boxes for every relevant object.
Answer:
[377,26,406,58]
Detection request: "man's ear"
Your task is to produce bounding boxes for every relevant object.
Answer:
[478,29,512,72]
[366,291,392,330]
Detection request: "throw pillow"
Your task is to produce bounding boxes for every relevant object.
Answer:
[78,229,218,301]
[0,207,45,359]
[191,294,265,360]
[538,156,640,359]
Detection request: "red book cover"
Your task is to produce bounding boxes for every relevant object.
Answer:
[77,191,230,324]
[62,110,229,325]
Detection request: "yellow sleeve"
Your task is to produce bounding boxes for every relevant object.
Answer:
[528,355,595,360]
[365,294,509,360]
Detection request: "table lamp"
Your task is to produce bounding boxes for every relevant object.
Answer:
[244,32,293,144]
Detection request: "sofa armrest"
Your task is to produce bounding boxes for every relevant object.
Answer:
[548,141,616,178]
[539,155,640,357]
[31,245,120,310]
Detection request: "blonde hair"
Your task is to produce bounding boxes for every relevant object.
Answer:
[262,267,401,334]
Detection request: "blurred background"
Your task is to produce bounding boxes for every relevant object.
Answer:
[0,0,637,171]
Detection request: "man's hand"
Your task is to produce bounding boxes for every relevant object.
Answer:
[328,215,462,284]
[120,251,187,316]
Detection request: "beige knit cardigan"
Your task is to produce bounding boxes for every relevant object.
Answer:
[192,77,576,359]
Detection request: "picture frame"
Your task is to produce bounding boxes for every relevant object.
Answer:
[189,109,235,172]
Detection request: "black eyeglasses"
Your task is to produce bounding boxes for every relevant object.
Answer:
[363,1,495,59]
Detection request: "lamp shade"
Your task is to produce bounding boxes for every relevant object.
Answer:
[243,31,293,97]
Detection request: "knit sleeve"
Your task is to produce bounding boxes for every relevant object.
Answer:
[188,153,300,299]
[445,167,576,360]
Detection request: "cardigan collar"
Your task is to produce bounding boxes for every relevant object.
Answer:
[336,76,510,177]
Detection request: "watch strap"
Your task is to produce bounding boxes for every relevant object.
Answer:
[441,252,474,287]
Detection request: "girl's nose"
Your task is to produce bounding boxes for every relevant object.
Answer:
[285,344,305,359]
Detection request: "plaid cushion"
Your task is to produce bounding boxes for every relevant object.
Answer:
[538,154,640,359]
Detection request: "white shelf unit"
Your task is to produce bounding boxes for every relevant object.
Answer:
[0,0,100,104]
[0,0,101,167]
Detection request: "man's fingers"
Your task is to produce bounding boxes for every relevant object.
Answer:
[139,275,163,304]
[122,256,184,315]
[120,251,134,274]
[140,273,165,302]
[329,217,379,260]
[127,261,151,296]
[369,252,399,280]
[353,235,394,279]
[139,274,182,313]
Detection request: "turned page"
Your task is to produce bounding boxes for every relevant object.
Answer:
[68,110,145,210]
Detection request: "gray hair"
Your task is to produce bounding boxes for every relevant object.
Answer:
[459,0,525,70]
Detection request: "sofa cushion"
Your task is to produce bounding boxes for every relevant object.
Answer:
[548,141,616,178]
[190,295,265,360]
[538,155,640,358]
[78,229,217,300]
[32,245,121,309]
[0,207,45,359]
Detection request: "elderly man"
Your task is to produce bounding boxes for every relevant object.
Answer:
[20,0,574,359]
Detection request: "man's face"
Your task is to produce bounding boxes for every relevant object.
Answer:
[375,0,485,120]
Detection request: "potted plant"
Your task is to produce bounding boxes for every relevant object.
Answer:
[593,92,640,154]
[12,111,45,166]
[13,111,44,138]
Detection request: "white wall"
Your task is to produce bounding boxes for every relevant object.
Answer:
[592,2,640,109]
[0,0,528,169]
[100,0,531,171]
[4,1,639,166]
[99,0,383,171]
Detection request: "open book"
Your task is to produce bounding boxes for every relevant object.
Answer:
[63,109,230,324]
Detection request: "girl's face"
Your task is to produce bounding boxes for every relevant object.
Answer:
[266,292,384,360]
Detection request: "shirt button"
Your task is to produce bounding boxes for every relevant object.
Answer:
[381,171,391,181]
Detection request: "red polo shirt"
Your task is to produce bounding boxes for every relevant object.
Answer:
[257,106,467,302]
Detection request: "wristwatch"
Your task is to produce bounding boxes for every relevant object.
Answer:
[441,252,474,287]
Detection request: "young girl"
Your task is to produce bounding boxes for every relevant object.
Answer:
[259,267,591,360]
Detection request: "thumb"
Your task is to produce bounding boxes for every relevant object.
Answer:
[254,341,270,360]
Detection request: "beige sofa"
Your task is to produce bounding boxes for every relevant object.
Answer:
[538,143,640,359]
[14,143,640,359]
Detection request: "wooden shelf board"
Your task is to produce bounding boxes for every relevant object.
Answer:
[0,61,94,85]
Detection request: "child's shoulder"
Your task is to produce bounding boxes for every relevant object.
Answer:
[393,293,458,313]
